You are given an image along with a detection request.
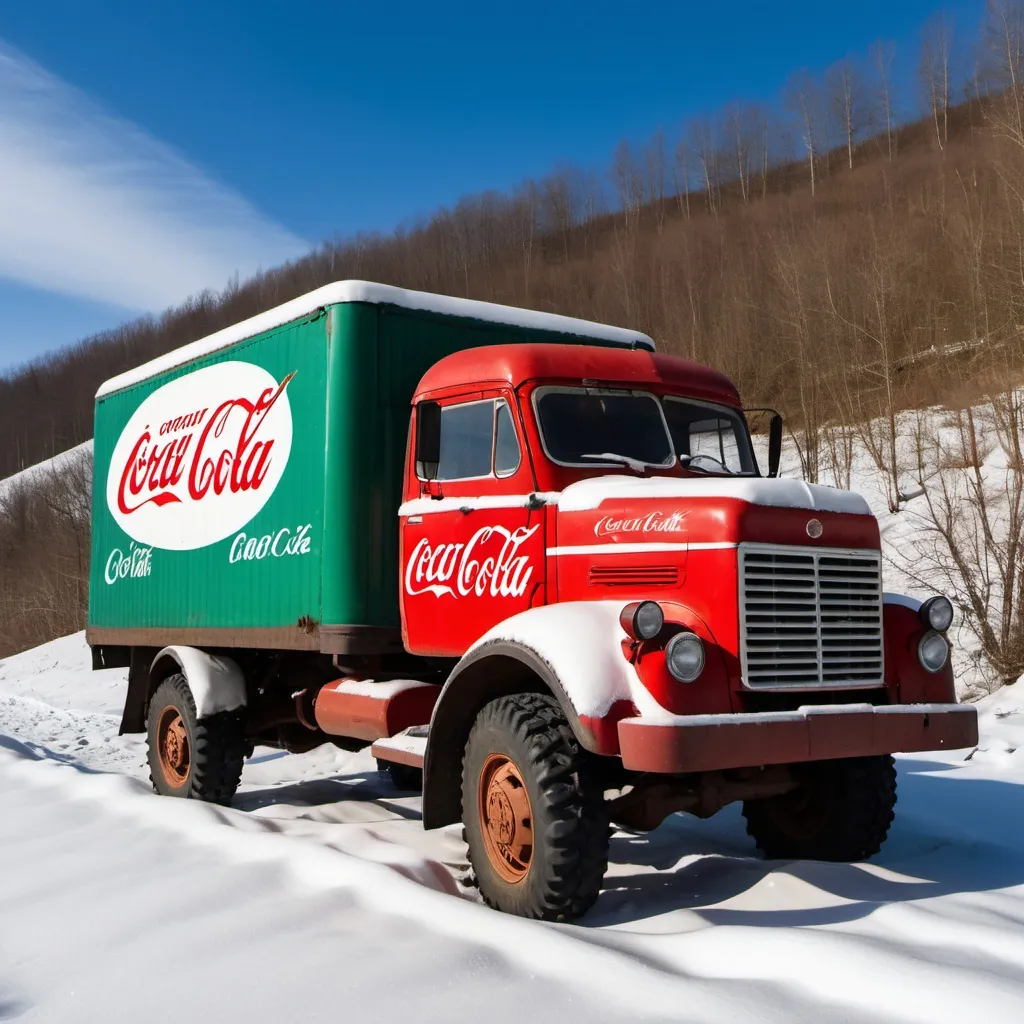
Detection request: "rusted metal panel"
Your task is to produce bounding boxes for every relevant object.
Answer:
[86,625,321,651]
[617,704,979,773]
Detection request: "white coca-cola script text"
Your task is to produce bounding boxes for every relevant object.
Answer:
[104,543,153,585]
[229,523,313,563]
[593,509,687,538]
[404,525,539,599]
[115,372,295,516]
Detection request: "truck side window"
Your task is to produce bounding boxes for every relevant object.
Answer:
[494,401,521,477]
[689,416,742,470]
[662,397,755,475]
[436,401,495,480]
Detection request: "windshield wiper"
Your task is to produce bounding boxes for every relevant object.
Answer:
[580,452,658,475]
[679,453,735,476]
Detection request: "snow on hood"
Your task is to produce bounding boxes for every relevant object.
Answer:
[556,475,872,515]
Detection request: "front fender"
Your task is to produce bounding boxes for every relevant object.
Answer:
[422,601,657,828]
[883,594,956,703]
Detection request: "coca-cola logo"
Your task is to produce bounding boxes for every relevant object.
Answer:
[105,361,295,551]
[404,525,539,599]
[104,543,153,585]
[594,509,687,538]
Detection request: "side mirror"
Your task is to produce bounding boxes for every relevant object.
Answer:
[415,401,441,480]
[768,413,783,478]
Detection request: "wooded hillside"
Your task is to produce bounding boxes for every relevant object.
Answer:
[5,3,1024,663]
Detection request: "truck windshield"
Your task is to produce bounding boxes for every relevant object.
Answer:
[533,387,675,469]
[661,396,757,475]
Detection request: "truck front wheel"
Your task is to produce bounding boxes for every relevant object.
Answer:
[461,693,608,921]
[146,674,246,805]
[742,754,897,861]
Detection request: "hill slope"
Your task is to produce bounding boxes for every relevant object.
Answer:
[1,90,1021,480]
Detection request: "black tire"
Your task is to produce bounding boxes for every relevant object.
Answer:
[743,754,897,861]
[376,758,423,792]
[461,693,608,921]
[146,674,246,805]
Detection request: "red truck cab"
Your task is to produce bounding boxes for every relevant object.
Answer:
[370,342,976,918]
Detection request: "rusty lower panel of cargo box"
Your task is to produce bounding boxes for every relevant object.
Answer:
[86,623,404,656]
[617,704,978,774]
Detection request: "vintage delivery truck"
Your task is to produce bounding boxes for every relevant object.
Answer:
[88,280,978,920]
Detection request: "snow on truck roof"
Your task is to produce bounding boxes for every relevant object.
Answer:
[95,281,656,399]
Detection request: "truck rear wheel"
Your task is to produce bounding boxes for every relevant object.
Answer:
[742,754,897,861]
[146,674,246,806]
[461,693,608,921]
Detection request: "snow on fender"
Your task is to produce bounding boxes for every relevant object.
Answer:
[421,601,673,829]
[464,601,674,722]
[151,646,247,718]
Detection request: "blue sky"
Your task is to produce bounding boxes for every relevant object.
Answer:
[0,0,986,372]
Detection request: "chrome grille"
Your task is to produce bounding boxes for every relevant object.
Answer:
[739,544,884,689]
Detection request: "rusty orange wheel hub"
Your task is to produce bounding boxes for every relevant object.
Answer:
[156,705,191,790]
[478,753,534,883]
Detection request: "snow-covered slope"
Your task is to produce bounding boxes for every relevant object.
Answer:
[0,439,92,500]
[1,630,1022,1023]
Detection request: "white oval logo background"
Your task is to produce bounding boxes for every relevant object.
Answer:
[106,361,294,551]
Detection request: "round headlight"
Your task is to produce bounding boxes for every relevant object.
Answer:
[665,631,705,683]
[917,630,950,673]
[920,595,954,633]
[621,600,664,641]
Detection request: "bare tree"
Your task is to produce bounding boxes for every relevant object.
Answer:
[920,13,953,151]
[690,117,721,215]
[785,71,822,196]
[771,237,824,482]
[826,58,868,170]
[673,133,692,219]
[723,102,752,202]
[825,218,907,512]
[755,106,771,198]
[871,40,898,160]
[900,395,1024,689]
[611,140,644,231]
[542,170,576,262]
[511,181,537,300]
[645,128,667,231]
[983,0,1024,148]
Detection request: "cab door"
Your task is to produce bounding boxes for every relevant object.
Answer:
[400,391,544,656]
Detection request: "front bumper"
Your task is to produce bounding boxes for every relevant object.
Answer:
[617,702,978,774]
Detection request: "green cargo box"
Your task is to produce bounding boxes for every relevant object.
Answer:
[87,282,653,656]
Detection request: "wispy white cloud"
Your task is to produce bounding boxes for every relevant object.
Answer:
[0,41,309,312]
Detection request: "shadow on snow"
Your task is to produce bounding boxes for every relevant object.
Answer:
[234,754,1024,929]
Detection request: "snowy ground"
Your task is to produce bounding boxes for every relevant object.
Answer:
[3,417,1022,1020]
[1,631,1023,1023]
